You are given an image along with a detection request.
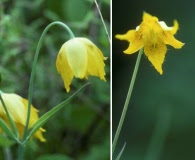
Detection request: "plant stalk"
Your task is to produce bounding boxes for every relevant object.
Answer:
[112,48,143,154]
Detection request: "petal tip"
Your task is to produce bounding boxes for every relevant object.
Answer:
[123,50,128,54]
[115,34,123,40]
[40,137,46,142]
[157,68,163,75]
[123,48,134,54]
[176,42,185,49]
[101,77,106,82]
[65,85,70,93]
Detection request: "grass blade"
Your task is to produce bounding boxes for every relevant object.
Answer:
[115,142,126,160]
[25,83,89,142]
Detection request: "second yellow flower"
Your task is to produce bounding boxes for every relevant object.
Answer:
[116,12,184,74]
[56,37,107,92]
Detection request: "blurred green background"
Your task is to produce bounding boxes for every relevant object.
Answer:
[0,0,110,159]
[113,0,195,160]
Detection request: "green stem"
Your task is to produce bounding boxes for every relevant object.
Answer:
[0,91,18,138]
[112,48,143,154]
[18,142,24,160]
[94,0,110,44]
[22,21,75,142]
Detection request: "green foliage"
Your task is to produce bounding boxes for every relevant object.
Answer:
[0,0,110,159]
[0,119,16,142]
[26,84,89,142]
[80,132,110,160]
[0,135,15,147]
[37,154,73,160]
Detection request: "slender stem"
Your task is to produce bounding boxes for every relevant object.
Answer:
[0,92,18,138]
[22,21,75,142]
[18,143,24,160]
[112,48,143,154]
[94,0,110,44]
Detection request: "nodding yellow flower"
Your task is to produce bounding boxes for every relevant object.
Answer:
[56,37,107,92]
[116,12,184,74]
[0,93,46,142]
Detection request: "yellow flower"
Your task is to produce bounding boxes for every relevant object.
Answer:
[56,37,107,92]
[116,12,184,74]
[0,93,46,142]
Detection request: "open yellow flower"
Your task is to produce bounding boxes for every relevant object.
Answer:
[0,93,46,142]
[56,37,107,92]
[116,12,184,74]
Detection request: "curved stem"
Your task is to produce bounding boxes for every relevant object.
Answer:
[22,21,75,142]
[112,48,143,154]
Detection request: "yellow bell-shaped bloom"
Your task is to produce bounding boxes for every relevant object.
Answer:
[0,93,46,142]
[116,12,184,74]
[56,37,107,92]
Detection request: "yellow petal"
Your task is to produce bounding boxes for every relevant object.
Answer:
[158,20,179,35]
[169,20,179,35]
[0,93,46,142]
[33,128,46,142]
[124,37,144,54]
[80,38,106,81]
[0,93,26,124]
[144,40,167,74]
[56,44,74,92]
[15,122,25,139]
[65,38,88,78]
[143,12,158,22]
[22,99,38,127]
[22,99,46,142]
[161,32,184,49]
[115,30,136,42]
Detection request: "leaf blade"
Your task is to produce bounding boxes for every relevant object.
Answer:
[25,83,89,142]
[115,142,126,160]
[0,119,17,141]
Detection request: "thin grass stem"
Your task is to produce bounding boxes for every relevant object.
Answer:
[94,0,110,43]
[112,48,143,154]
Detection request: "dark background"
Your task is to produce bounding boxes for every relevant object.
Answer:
[113,0,195,159]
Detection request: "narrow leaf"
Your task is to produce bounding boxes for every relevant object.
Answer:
[25,83,89,142]
[0,93,18,137]
[0,119,16,141]
[115,142,126,160]
[0,135,16,147]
